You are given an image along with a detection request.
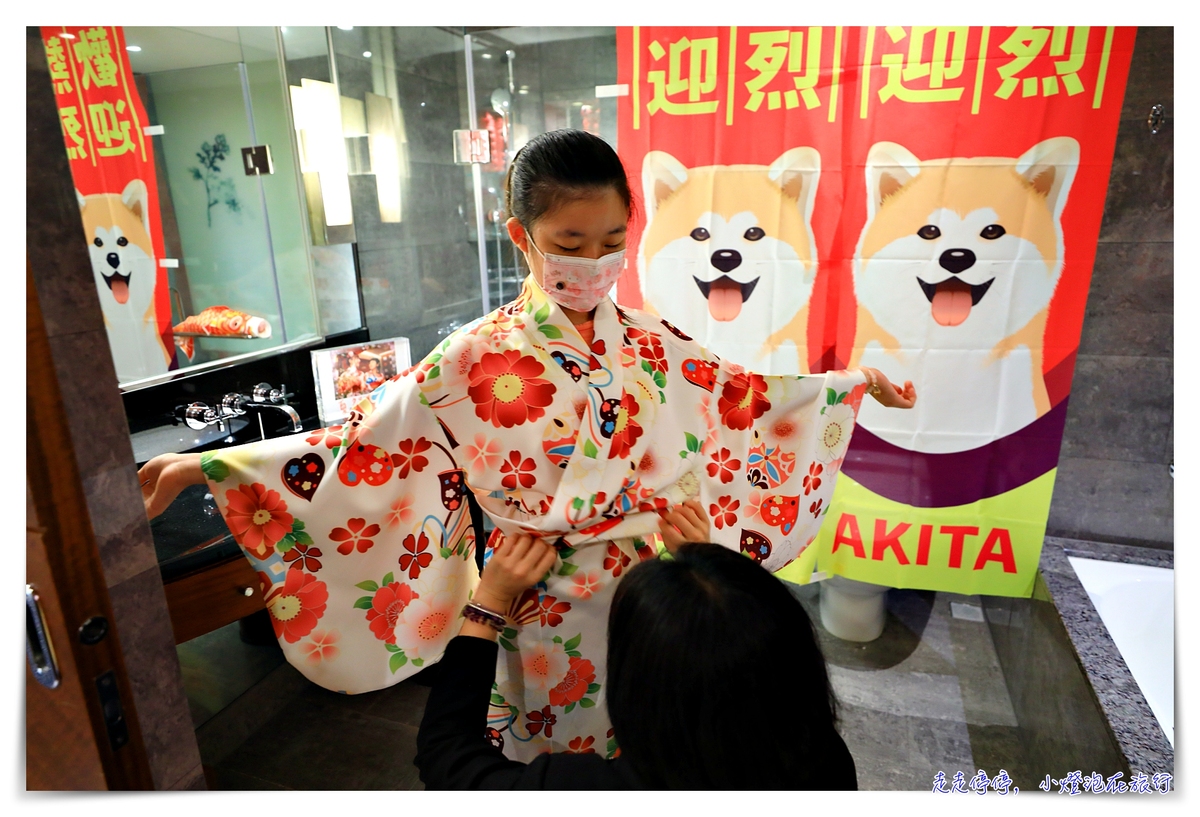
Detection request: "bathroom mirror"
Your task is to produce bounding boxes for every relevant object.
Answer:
[43,26,325,391]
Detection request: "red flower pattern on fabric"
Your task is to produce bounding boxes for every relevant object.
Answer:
[538,595,572,627]
[566,736,596,754]
[306,426,344,449]
[549,656,596,707]
[718,372,771,431]
[706,447,742,484]
[366,581,417,644]
[467,350,556,428]
[391,437,432,479]
[283,542,323,572]
[802,462,824,495]
[399,532,433,580]
[809,499,823,518]
[330,517,381,555]
[627,328,668,374]
[526,706,557,737]
[225,483,294,557]
[608,392,643,460]
[263,569,328,643]
[709,496,741,530]
[603,543,632,577]
[500,450,538,490]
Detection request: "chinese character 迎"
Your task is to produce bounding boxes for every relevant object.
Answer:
[932,771,949,793]
[743,28,823,112]
[1081,771,1104,792]
[59,106,88,161]
[969,769,990,795]
[87,99,135,158]
[72,26,119,90]
[1103,772,1127,793]
[1151,772,1172,794]
[1059,770,1083,795]
[646,36,719,116]
[995,26,1090,100]
[950,770,968,793]
[44,36,73,94]
[1129,772,1151,793]
[879,26,969,104]
[991,769,1015,795]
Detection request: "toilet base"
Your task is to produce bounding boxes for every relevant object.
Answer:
[819,577,888,642]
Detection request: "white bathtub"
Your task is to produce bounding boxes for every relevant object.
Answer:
[1066,556,1174,747]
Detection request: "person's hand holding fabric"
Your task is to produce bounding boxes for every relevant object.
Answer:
[461,533,558,642]
[657,498,710,554]
[860,367,918,409]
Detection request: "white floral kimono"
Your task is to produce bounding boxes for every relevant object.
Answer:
[202,276,867,761]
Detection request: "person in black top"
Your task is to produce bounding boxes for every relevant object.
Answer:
[415,528,857,790]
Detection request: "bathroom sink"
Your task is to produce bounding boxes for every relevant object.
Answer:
[131,418,250,464]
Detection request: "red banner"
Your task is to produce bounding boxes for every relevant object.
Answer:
[616,27,1135,595]
[41,25,176,381]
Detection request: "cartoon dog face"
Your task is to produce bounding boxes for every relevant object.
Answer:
[640,148,820,371]
[854,137,1079,351]
[78,179,158,321]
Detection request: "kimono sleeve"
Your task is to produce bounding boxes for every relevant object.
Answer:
[200,374,478,694]
[699,366,868,573]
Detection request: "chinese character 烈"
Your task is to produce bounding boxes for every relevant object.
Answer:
[995,26,1090,100]
[58,106,88,161]
[72,26,119,90]
[87,99,135,158]
[646,36,720,116]
[879,26,969,104]
[44,36,73,94]
[743,28,824,112]
[932,771,949,793]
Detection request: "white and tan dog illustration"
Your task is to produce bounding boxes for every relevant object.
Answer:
[850,137,1080,453]
[640,148,821,374]
[78,179,170,382]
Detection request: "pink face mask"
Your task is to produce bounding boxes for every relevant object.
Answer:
[529,240,626,313]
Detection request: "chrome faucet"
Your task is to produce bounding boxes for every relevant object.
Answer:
[179,382,302,438]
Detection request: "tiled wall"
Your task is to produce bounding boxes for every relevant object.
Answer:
[26,27,204,790]
[1047,27,1173,549]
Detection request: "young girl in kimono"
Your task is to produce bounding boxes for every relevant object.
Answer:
[139,128,915,764]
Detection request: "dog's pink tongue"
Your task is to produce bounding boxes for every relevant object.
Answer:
[931,281,971,327]
[707,280,743,322]
[111,279,130,305]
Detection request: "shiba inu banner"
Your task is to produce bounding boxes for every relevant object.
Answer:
[616,26,1135,596]
[41,26,176,382]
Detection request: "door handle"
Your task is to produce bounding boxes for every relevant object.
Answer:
[25,584,61,690]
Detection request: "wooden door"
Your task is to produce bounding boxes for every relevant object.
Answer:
[26,261,155,790]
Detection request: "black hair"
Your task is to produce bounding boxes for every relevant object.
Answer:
[606,543,839,790]
[503,128,635,229]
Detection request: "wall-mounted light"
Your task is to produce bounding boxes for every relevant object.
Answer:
[482,53,492,59]
[365,92,402,223]
[290,78,354,242]
[126,45,142,52]
[362,50,372,58]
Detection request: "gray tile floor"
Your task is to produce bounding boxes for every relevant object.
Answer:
[181,584,1026,791]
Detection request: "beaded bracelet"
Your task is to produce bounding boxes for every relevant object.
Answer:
[462,601,507,632]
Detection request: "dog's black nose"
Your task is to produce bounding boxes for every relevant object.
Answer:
[939,248,976,274]
[710,249,742,273]
[106,252,121,270]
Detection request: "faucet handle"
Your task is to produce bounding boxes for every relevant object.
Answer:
[183,402,218,431]
[221,393,247,416]
[251,382,286,404]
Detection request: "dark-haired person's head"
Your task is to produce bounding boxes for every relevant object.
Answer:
[606,543,838,789]
[503,129,635,295]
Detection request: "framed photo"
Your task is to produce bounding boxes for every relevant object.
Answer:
[311,337,411,427]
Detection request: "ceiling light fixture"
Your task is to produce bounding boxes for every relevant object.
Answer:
[481,53,492,59]
[126,45,141,52]
[363,51,372,58]
[337,26,354,31]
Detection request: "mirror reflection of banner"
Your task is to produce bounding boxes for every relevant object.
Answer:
[41,26,176,382]
[616,26,1135,597]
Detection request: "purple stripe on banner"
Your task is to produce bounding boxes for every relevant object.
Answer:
[841,398,1070,509]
